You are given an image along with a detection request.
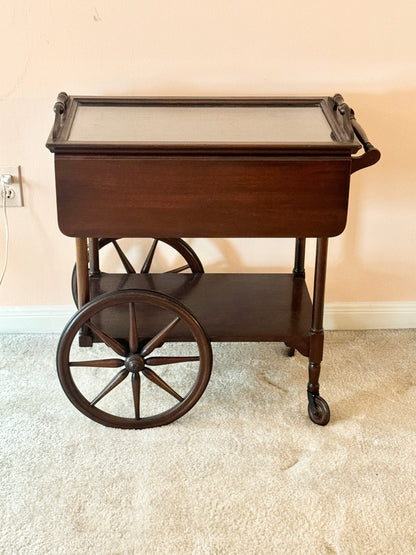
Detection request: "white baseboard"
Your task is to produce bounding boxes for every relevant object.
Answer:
[323,302,416,330]
[0,305,76,334]
[0,302,415,334]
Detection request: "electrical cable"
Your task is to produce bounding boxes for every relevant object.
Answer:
[0,181,9,286]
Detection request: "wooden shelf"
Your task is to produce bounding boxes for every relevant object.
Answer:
[89,273,312,356]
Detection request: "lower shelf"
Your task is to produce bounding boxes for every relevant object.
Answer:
[88,273,312,356]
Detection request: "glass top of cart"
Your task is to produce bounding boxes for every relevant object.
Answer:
[67,104,337,144]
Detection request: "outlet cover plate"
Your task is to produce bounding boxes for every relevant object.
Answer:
[0,165,23,207]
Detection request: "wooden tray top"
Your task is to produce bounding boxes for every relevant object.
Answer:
[47,94,378,238]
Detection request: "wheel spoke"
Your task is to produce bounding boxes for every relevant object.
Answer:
[112,240,136,273]
[129,303,139,353]
[146,356,199,366]
[132,373,141,419]
[140,317,180,357]
[142,367,183,402]
[70,358,125,368]
[141,239,159,273]
[90,368,129,406]
[86,320,127,357]
[166,263,190,273]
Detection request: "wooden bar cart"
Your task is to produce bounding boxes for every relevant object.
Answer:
[46,93,380,428]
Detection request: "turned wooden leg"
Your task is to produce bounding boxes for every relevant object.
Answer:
[75,237,92,347]
[307,237,330,425]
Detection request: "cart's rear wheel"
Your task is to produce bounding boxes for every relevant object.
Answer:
[57,289,212,429]
[308,395,330,426]
[71,238,204,306]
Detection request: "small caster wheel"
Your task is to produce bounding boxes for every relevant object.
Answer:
[308,395,330,426]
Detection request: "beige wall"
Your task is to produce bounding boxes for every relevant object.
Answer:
[0,0,415,306]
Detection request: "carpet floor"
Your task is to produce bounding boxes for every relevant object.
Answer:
[1,330,416,554]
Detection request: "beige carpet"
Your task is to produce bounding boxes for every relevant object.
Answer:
[1,330,416,554]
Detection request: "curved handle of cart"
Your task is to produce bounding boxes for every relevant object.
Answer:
[349,116,381,174]
[52,92,69,140]
[332,93,381,174]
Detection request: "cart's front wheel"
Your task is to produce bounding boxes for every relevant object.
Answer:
[57,290,212,429]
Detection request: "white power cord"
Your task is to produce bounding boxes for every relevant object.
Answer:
[0,175,10,286]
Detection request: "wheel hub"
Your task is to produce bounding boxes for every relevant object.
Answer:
[125,354,145,373]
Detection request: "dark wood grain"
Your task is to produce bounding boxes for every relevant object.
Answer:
[88,273,312,356]
[55,156,351,238]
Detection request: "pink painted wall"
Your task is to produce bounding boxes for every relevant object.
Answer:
[0,1,414,306]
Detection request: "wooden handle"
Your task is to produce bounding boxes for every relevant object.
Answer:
[332,93,354,140]
[349,113,381,173]
[331,94,381,173]
[52,92,69,139]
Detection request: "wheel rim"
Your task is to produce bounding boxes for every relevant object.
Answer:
[71,238,204,305]
[57,289,212,429]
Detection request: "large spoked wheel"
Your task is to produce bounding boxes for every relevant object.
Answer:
[57,289,212,429]
[71,238,204,306]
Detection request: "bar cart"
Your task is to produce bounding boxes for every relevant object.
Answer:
[46,93,380,428]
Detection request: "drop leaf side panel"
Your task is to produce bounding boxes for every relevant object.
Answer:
[55,156,351,238]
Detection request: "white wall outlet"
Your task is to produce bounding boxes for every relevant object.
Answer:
[0,166,23,207]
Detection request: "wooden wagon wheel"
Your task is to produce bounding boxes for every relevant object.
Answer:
[57,289,212,429]
[71,238,204,305]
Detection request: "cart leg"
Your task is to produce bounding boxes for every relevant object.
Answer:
[285,238,307,356]
[307,237,330,425]
[293,237,306,278]
[75,237,89,307]
[75,237,92,347]
[88,238,100,275]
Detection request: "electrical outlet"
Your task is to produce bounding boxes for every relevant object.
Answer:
[0,166,23,207]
